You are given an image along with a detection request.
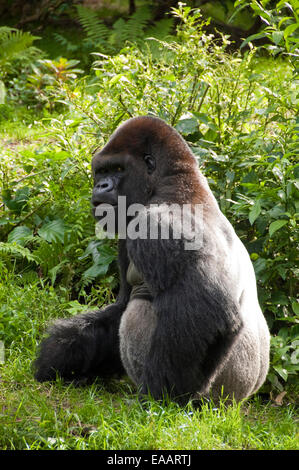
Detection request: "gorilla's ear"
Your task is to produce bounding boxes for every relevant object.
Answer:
[144,155,156,174]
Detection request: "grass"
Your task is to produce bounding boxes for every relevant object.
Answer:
[0,277,298,450]
[1,368,298,450]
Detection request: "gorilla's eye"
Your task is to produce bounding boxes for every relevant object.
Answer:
[96,168,108,176]
[144,155,156,174]
[95,165,124,176]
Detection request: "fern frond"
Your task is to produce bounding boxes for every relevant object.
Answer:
[122,5,152,42]
[110,18,127,48]
[0,26,16,41]
[0,27,40,64]
[145,18,174,40]
[76,5,110,44]
[32,239,63,272]
[0,242,38,264]
[53,33,78,53]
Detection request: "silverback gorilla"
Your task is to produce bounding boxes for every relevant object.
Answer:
[34,116,270,405]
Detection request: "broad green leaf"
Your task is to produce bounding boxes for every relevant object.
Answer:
[225,170,235,184]
[272,31,284,45]
[269,219,288,237]
[277,327,289,340]
[2,186,30,213]
[272,292,289,305]
[273,366,288,381]
[38,219,66,244]
[249,200,261,225]
[109,74,130,86]
[253,257,267,275]
[82,263,109,280]
[277,0,293,11]
[278,16,293,28]
[277,266,287,280]
[176,116,198,135]
[284,23,299,40]
[7,226,32,245]
[292,302,299,315]
[196,113,217,131]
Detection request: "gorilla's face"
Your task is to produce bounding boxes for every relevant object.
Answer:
[91,116,200,229]
[91,118,164,223]
[91,149,156,218]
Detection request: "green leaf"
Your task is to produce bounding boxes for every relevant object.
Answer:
[291,341,299,365]
[278,16,293,29]
[49,260,68,285]
[7,226,32,245]
[0,241,37,264]
[38,219,66,244]
[0,80,6,104]
[249,200,261,225]
[284,23,299,40]
[196,113,217,131]
[82,263,109,280]
[273,366,288,381]
[225,170,235,183]
[292,302,299,315]
[272,292,289,305]
[277,265,287,280]
[2,186,30,213]
[269,219,288,237]
[176,116,198,135]
[253,257,267,275]
[240,32,266,49]
[272,31,284,45]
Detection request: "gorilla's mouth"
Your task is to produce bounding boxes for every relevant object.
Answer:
[92,203,118,221]
[92,202,118,209]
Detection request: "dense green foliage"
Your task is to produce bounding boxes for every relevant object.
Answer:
[235,0,299,57]
[0,2,298,450]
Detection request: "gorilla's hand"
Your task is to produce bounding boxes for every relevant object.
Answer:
[33,305,125,382]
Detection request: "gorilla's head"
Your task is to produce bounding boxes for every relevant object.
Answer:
[91,116,202,218]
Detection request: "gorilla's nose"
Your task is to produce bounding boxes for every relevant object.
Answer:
[97,178,114,193]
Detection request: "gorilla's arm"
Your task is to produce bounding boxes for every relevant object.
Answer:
[34,239,131,382]
[126,213,243,404]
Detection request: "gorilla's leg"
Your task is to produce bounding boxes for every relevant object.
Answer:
[34,306,124,382]
[208,315,270,402]
[119,299,157,387]
[120,299,270,404]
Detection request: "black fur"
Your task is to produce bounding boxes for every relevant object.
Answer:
[34,116,268,405]
[34,239,130,382]
[126,212,242,404]
[34,307,124,382]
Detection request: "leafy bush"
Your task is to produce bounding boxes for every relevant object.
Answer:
[0,27,43,104]
[0,27,41,78]
[25,57,83,109]
[0,4,298,392]
[0,25,82,109]
[0,141,118,304]
[234,0,299,59]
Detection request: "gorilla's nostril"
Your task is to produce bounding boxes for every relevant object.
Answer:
[98,178,113,192]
